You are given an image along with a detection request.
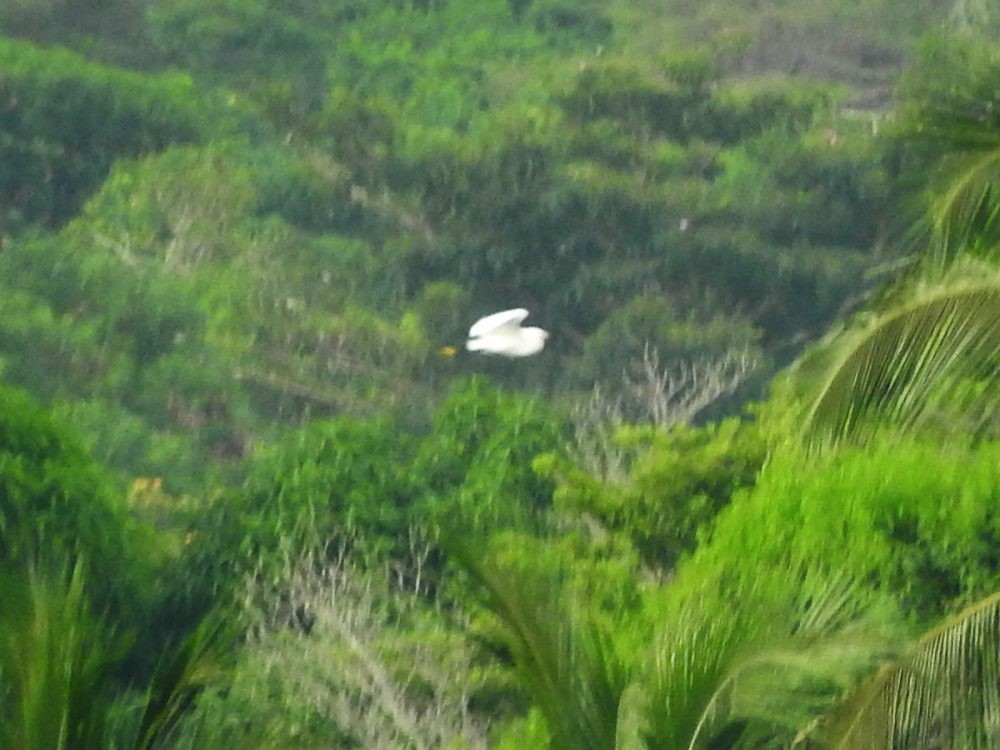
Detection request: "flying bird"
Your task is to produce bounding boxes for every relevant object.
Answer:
[466,308,549,357]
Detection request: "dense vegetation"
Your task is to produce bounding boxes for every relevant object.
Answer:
[0,0,998,748]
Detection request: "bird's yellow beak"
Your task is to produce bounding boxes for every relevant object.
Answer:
[438,345,458,358]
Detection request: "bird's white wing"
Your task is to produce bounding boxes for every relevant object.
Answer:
[468,308,529,338]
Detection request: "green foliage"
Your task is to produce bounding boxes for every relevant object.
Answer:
[458,535,896,749]
[0,0,907,493]
[527,0,613,46]
[149,0,327,86]
[0,561,117,750]
[493,707,552,749]
[390,55,886,386]
[0,225,248,489]
[638,568,893,750]
[453,536,628,750]
[720,121,889,249]
[0,561,232,750]
[568,295,763,389]
[179,377,562,615]
[894,36,1000,264]
[0,140,436,489]
[783,37,1000,450]
[0,384,151,609]
[546,418,766,572]
[1,6,996,749]
[323,0,563,128]
[176,555,494,749]
[0,0,152,65]
[795,266,1000,446]
[125,614,234,750]
[0,382,205,685]
[0,38,220,232]
[683,440,1000,620]
[821,590,1000,749]
[180,415,418,609]
[417,377,563,532]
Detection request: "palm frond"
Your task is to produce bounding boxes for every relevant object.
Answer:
[129,612,233,750]
[897,38,1000,265]
[449,536,628,750]
[643,570,894,750]
[0,561,118,750]
[928,146,1000,265]
[0,560,231,750]
[801,268,1000,447]
[642,607,751,749]
[821,590,1000,749]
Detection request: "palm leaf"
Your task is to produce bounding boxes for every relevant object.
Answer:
[0,560,231,750]
[129,612,232,750]
[927,145,1000,265]
[801,269,1000,446]
[642,570,894,749]
[642,607,751,750]
[0,561,118,750]
[449,536,628,750]
[821,590,1000,749]
[898,39,1000,265]
[454,534,896,750]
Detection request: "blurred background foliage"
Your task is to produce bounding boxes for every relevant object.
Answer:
[1,0,999,747]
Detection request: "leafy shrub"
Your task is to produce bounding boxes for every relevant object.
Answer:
[178,415,420,613]
[0,384,154,614]
[680,440,1000,621]
[416,376,564,531]
[544,417,766,572]
[178,377,563,613]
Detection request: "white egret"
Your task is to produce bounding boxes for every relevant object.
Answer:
[465,308,549,357]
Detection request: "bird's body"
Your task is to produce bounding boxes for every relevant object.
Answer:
[466,308,549,357]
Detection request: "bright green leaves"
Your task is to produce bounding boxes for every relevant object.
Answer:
[0,3,911,497]
[547,418,765,573]
[454,538,628,750]
[684,440,1000,619]
[181,415,418,605]
[2,5,999,750]
[0,562,233,750]
[0,139,438,488]
[459,534,898,749]
[784,37,1000,450]
[640,570,890,750]
[418,377,562,532]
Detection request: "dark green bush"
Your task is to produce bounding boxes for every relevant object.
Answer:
[0,38,216,231]
[0,383,152,613]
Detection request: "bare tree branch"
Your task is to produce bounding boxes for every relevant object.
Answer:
[569,346,758,481]
[238,553,488,750]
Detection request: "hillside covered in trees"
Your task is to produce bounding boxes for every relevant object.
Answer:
[1,1,999,748]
